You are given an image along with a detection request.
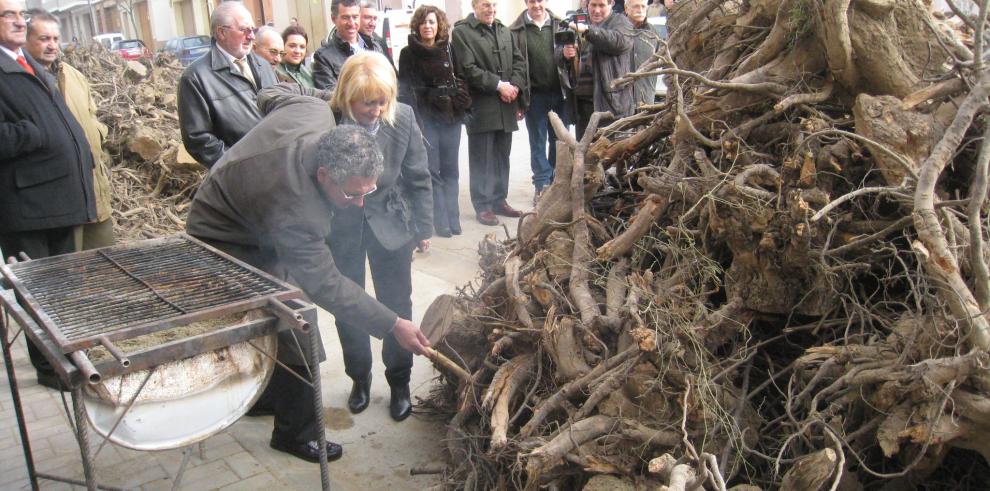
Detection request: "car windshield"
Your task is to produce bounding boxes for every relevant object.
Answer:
[117,40,143,49]
[181,36,210,48]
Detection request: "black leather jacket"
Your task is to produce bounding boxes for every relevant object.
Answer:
[312,31,383,91]
[177,42,278,168]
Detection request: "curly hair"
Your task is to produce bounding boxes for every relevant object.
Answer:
[316,125,383,183]
[409,5,451,44]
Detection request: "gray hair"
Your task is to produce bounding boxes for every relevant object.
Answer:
[255,25,280,43]
[26,9,59,35]
[316,126,383,183]
[331,0,361,18]
[210,1,249,36]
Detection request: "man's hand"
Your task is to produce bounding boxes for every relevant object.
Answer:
[497,82,518,103]
[392,317,431,355]
[516,109,525,121]
[569,22,588,34]
[417,239,431,253]
[562,44,578,60]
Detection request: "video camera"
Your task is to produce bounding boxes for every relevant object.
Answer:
[555,10,588,46]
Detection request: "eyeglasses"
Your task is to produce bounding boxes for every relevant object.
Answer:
[222,25,256,37]
[341,184,377,200]
[268,49,286,57]
[0,10,31,22]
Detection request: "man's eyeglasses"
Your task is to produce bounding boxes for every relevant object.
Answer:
[222,25,257,37]
[0,10,31,22]
[341,184,377,200]
[268,49,287,57]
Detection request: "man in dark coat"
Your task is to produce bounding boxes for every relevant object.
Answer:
[509,0,572,202]
[177,0,278,168]
[452,0,528,226]
[0,0,97,389]
[359,2,396,67]
[312,0,383,90]
[562,0,635,139]
[186,87,431,464]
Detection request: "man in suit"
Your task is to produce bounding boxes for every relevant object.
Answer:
[186,86,431,463]
[0,0,97,389]
[452,0,528,226]
[26,9,115,251]
[177,0,278,168]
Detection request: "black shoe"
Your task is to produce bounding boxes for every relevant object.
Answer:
[450,224,462,235]
[347,376,371,414]
[389,384,412,422]
[37,372,68,392]
[435,227,452,238]
[270,438,343,463]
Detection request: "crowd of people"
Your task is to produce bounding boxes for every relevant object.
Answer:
[0,0,666,466]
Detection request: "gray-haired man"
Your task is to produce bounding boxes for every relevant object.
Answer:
[186,85,431,464]
[177,0,278,168]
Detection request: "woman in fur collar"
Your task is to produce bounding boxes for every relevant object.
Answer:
[398,5,472,237]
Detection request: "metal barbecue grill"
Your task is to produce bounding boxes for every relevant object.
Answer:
[1,234,333,490]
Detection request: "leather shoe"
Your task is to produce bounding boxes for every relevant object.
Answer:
[476,211,499,226]
[435,227,452,238]
[450,224,462,235]
[389,384,412,421]
[347,376,371,414]
[270,438,343,463]
[493,201,524,217]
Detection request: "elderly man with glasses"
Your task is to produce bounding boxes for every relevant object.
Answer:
[252,26,284,67]
[178,0,278,168]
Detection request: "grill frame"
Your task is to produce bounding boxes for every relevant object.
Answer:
[1,234,302,355]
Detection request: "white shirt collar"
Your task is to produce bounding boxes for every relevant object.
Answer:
[525,12,551,27]
[0,45,23,61]
[215,44,242,64]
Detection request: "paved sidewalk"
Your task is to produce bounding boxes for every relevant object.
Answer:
[0,125,539,490]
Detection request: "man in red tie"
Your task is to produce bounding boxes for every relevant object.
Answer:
[0,0,98,390]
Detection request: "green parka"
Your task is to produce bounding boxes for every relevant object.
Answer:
[451,13,527,135]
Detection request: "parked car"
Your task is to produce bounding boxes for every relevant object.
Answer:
[111,39,152,60]
[161,35,211,66]
[93,32,123,49]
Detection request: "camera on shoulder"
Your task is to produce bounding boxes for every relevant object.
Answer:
[555,10,587,45]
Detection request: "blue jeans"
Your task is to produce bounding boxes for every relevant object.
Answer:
[525,90,565,191]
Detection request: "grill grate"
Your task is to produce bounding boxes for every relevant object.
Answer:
[5,236,295,347]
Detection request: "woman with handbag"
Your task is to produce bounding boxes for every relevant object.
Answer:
[398,5,471,237]
[328,52,433,421]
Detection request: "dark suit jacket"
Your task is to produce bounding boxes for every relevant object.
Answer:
[177,42,278,168]
[0,51,96,234]
[185,88,397,365]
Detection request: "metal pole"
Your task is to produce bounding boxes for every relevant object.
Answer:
[309,328,331,490]
[1,307,40,491]
[71,387,98,491]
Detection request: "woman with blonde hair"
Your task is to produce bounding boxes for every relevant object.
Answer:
[398,5,471,237]
[328,51,433,421]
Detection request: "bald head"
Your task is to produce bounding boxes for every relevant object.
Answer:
[252,26,283,66]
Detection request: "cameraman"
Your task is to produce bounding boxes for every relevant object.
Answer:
[562,0,634,139]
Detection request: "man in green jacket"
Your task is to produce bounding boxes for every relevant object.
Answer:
[452,0,528,226]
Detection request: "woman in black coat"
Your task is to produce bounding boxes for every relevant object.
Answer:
[398,5,470,237]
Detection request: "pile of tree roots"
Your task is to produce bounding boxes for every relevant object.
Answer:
[63,46,202,241]
[423,0,990,489]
